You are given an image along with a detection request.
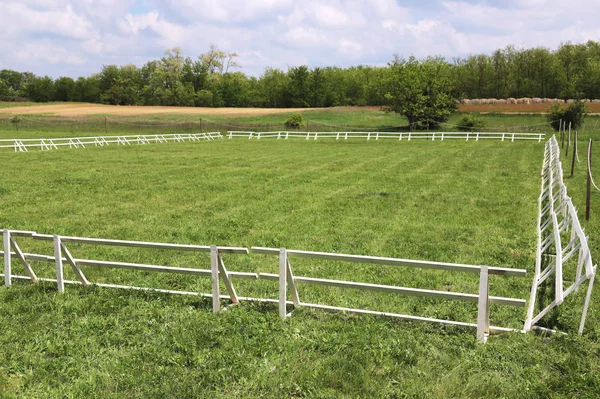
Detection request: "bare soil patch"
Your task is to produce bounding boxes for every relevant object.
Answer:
[0,103,326,117]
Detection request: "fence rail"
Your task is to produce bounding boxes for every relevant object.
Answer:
[227,131,546,142]
[252,247,526,343]
[524,135,597,334]
[0,133,223,152]
[1,229,528,343]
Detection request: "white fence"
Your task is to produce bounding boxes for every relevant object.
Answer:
[524,135,597,334]
[227,131,545,142]
[0,133,223,152]
[1,229,527,343]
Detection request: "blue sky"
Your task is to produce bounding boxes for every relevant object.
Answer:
[1,0,599,78]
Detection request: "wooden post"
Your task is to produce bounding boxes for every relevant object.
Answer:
[279,248,287,320]
[3,229,11,287]
[586,139,592,221]
[571,131,577,177]
[211,246,220,312]
[559,119,562,143]
[566,129,570,157]
[476,266,490,343]
[53,235,64,293]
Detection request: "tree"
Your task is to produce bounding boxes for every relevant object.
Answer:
[53,77,76,101]
[384,56,456,129]
[547,100,588,131]
[73,76,101,103]
[287,65,310,108]
[23,76,54,102]
[200,44,240,75]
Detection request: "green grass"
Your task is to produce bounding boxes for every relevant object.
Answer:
[2,138,600,397]
[0,105,579,140]
[0,101,68,109]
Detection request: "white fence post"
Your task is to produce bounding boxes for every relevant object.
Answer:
[3,229,11,287]
[579,271,596,334]
[279,248,287,319]
[211,245,220,312]
[477,266,490,343]
[53,235,64,293]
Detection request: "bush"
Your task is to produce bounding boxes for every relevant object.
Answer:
[284,114,304,129]
[456,114,485,131]
[547,100,587,131]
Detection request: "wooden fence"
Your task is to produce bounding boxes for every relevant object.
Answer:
[1,229,527,343]
[524,135,597,334]
[0,133,223,152]
[227,131,546,142]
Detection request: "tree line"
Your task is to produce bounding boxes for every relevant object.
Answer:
[2,41,600,108]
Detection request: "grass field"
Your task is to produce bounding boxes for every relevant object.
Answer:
[0,103,581,141]
[1,108,600,397]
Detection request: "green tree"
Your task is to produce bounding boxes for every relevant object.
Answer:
[547,100,588,130]
[73,76,101,103]
[53,77,76,101]
[24,76,54,102]
[287,66,311,108]
[385,56,457,128]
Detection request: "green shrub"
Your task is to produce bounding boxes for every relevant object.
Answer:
[547,100,587,131]
[456,114,485,131]
[284,114,304,129]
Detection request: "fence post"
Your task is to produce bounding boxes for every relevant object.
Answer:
[3,229,11,287]
[476,266,490,343]
[579,271,596,334]
[53,235,64,293]
[571,131,577,177]
[279,248,287,320]
[586,139,593,221]
[211,245,220,313]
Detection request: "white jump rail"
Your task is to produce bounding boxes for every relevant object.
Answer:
[524,136,597,334]
[1,229,251,313]
[252,246,527,343]
[0,133,223,152]
[227,131,546,142]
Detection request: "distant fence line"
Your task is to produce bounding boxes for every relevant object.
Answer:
[1,229,527,343]
[0,131,546,152]
[228,131,546,142]
[0,133,223,152]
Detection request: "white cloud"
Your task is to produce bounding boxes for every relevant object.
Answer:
[1,0,600,78]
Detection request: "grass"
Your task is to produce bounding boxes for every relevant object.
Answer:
[1,136,600,398]
[0,109,570,141]
[0,101,67,109]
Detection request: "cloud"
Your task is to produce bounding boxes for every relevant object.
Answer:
[0,0,600,78]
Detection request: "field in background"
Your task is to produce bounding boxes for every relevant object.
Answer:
[2,101,600,117]
[4,103,595,141]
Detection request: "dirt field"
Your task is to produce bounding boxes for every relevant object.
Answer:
[2,102,600,117]
[0,103,326,117]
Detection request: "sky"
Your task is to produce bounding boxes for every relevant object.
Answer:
[1,0,600,78]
